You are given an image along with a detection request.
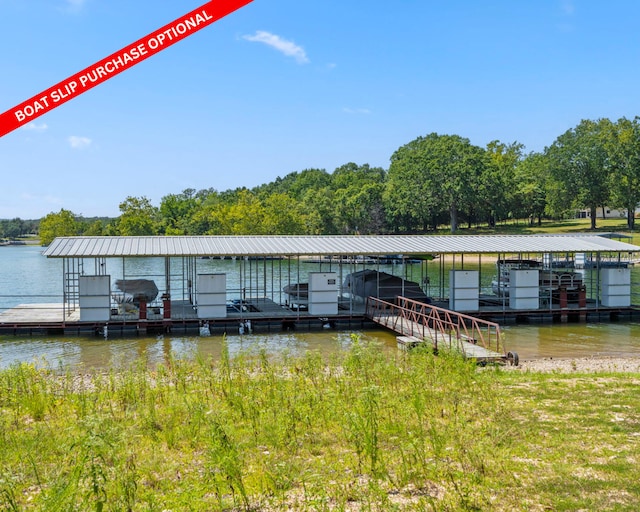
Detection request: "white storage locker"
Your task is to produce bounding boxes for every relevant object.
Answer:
[600,268,631,307]
[308,272,338,315]
[197,274,227,318]
[79,275,111,322]
[449,270,479,312]
[509,269,540,310]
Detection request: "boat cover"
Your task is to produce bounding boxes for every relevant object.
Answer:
[114,279,159,303]
[343,270,431,303]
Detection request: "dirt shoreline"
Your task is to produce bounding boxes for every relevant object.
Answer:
[504,355,640,373]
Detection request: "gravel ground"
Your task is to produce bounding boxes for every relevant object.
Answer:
[505,356,640,373]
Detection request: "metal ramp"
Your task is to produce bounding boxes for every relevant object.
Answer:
[366,296,518,365]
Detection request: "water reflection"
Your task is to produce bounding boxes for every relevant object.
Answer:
[2,322,640,372]
[0,330,396,372]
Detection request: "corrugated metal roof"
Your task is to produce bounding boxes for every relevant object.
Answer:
[42,234,640,258]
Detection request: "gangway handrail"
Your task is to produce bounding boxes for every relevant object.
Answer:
[366,296,503,355]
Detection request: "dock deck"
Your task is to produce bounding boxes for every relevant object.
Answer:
[0,298,369,335]
[1,295,638,339]
[0,303,80,325]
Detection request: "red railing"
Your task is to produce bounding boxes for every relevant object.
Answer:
[366,296,503,354]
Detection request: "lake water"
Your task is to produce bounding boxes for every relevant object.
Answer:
[1,245,640,371]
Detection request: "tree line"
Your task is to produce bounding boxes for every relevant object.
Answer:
[0,218,38,239]
[27,116,640,245]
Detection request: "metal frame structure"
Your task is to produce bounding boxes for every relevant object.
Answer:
[1,234,637,335]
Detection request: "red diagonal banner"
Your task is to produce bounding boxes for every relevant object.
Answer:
[0,0,253,138]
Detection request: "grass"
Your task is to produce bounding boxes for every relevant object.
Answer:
[441,216,639,237]
[1,338,639,511]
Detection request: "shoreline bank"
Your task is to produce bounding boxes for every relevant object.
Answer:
[504,355,640,373]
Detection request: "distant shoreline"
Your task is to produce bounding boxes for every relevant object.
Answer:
[0,239,40,246]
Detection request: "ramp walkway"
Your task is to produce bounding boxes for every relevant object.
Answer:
[366,296,518,365]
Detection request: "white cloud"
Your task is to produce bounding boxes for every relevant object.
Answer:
[242,31,309,64]
[22,122,48,132]
[343,107,372,115]
[68,136,92,149]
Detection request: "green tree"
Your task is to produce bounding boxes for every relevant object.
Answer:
[159,189,198,235]
[256,168,331,201]
[262,193,307,234]
[82,219,105,236]
[332,163,387,234]
[0,218,27,239]
[513,152,549,225]
[604,117,640,229]
[39,209,79,246]
[332,162,386,190]
[334,182,386,234]
[546,119,611,229]
[187,190,222,234]
[204,189,266,235]
[384,144,440,233]
[386,133,486,233]
[300,187,337,234]
[115,196,158,236]
[483,141,523,226]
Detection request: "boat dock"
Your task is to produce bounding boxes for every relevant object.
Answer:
[1,293,637,341]
[0,297,371,336]
[1,234,639,338]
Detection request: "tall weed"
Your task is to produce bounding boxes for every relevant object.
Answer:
[2,336,635,510]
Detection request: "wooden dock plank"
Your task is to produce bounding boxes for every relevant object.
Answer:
[0,304,80,324]
[373,312,504,361]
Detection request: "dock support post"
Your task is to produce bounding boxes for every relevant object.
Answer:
[559,288,568,322]
[162,294,171,319]
[559,288,568,309]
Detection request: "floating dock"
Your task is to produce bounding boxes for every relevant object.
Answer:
[0,298,371,336]
[2,234,639,337]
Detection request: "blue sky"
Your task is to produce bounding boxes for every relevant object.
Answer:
[1,0,639,219]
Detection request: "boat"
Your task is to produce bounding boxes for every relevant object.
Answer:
[343,269,431,303]
[491,259,583,296]
[283,283,308,300]
[113,279,159,304]
[491,259,541,296]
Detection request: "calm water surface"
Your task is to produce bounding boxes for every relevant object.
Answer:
[1,245,640,370]
[2,322,640,371]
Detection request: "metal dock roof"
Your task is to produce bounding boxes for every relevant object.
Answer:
[43,234,640,258]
